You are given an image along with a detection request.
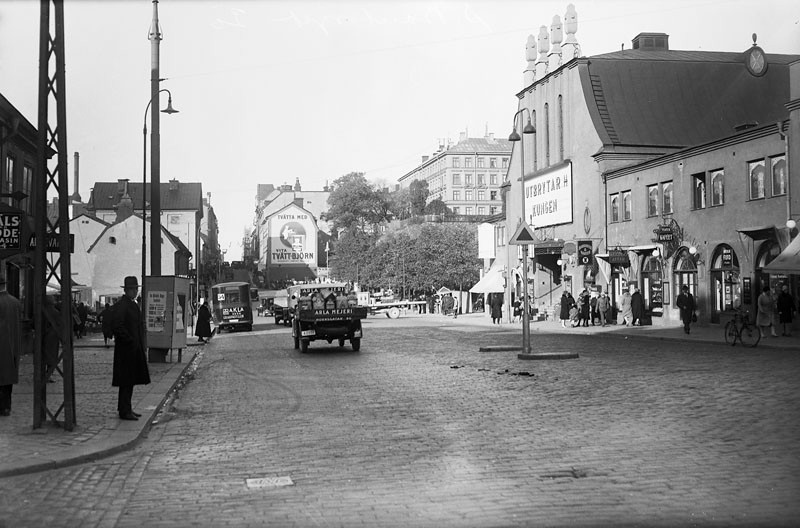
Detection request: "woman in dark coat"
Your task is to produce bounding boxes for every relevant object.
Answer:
[631,286,645,326]
[113,277,150,420]
[578,290,590,327]
[195,301,213,343]
[559,291,573,328]
[776,285,795,336]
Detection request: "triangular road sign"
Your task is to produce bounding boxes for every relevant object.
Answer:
[509,222,537,245]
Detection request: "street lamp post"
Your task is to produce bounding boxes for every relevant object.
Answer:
[142,89,178,351]
[508,109,535,356]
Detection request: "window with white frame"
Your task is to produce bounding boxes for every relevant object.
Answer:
[710,169,724,206]
[465,206,473,215]
[490,190,497,200]
[748,160,765,200]
[452,190,461,200]
[477,206,485,215]
[452,157,460,168]
[647,184,659,217]
[490,173,497,185]
[465,173,473,185]
[502,158,509,169]
[610,194,620,223]
[662,181,673,214]
[477,190,485,201]
[489,158,497,168]
[465,157,472,168]
[771,155,787,196]
[477,157,484,168]
[452,173,461,185]
[477,173,485,186]
[622,190,632,221]
[692,172,707,209]
[465,190,473,200]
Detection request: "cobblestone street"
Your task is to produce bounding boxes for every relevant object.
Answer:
[2,315,799,527]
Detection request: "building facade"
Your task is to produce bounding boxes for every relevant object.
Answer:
[499,5,799,326]
[398,132,512,217]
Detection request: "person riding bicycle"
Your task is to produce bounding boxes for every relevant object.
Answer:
[676,285,696,334]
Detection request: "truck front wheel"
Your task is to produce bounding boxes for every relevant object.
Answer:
[293,324,300,349]
[300,338,309,353]
[388,307,401,319]
[351,338,361,351]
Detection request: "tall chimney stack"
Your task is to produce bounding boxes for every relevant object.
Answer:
[71,152,81,202]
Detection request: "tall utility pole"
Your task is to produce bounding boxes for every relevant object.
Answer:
[149,0,162,275]
[34,0,75,429]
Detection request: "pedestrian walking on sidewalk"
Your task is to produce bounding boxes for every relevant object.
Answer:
[756,285,779,339]
[597,291,610,327]
[577,289,590,327]
[620,289,633,326]
[112,276,150,421]
[195,300,213,343]
[676,285,696,334]
[0,275,22,416]
[559,291,573,328]
[452,294,459,319]
[489,293,503,324]
[631,286,645,326]
[777,285,795,336]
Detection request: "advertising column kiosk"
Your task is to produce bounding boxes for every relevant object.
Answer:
[145,276,191,362]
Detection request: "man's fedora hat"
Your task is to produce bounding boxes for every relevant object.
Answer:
[122,276,139,289]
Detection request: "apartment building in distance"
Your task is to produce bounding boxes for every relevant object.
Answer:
[398,131,512,217]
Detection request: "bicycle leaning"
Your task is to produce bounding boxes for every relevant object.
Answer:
[723,307,760,347]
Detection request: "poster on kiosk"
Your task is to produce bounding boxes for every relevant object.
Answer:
[145,276,191,358]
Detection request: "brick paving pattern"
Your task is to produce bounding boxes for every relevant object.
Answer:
[0,314,798,527]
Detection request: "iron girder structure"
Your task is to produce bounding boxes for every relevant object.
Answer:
[34,0,75,430]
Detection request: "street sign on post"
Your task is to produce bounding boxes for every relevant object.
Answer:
[509,222,537,245]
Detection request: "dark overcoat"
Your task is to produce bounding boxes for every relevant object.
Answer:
[0,291,22,386]
[631,291,645,321]
[112,295,150,387]
[676,292,695,324]
[559,293,573,320]
[195,304,213,338]
[489,293,503,319]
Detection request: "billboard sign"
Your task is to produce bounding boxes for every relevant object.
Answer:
[268,204,317,266]
[523,162,573,228]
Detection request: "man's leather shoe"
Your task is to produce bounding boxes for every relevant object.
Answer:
[119,412,139,421]
[132,411,142,417]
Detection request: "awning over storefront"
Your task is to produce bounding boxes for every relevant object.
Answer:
[737,225,778,241]
[469,269,505,294]
[627,244,660,253]
[762,235,800,274]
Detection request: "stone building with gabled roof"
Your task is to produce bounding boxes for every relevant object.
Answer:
[86,178,206,298]
[496,4,799,327]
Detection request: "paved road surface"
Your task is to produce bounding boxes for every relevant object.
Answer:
[1,315,799,527]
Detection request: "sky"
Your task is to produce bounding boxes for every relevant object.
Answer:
[1,0,798,260]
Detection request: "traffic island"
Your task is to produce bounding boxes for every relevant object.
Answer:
[518,351,579,360]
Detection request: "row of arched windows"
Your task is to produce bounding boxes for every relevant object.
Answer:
[527,94,565,172]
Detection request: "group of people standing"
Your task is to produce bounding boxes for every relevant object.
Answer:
[558,289,616,328]
[756,284,797,338]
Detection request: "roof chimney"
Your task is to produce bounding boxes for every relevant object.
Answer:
[117,178,129,195]
[294,177,301,191]
[632,32,669,51]
[71,152,82,202]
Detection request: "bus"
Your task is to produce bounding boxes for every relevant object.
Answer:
[211,281,254,332]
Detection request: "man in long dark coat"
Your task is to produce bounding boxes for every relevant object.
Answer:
[0,275,22,416]
[631,286,646,326]
[113,276,150,420]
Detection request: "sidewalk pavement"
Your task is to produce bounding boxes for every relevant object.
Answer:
[2,316,796,478]
[432,310,800,351]
[0,334,201,478]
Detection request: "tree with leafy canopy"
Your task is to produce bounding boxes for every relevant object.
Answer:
[423,198,450,216]
[408,180,430,216]
[325,172,393,233]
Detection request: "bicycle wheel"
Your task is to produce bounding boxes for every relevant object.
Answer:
[724,321,737,346]
[738,323,761,347]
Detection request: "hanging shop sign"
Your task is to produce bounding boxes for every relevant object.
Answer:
[523,161,573,228]
[651,218,685,260]
[577,240,593,265]
[608,249,630,267]
[722,246,733,268]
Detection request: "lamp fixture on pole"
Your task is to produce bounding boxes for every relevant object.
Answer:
[508,108,535,357]
[142,88,179,352]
